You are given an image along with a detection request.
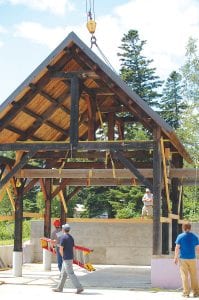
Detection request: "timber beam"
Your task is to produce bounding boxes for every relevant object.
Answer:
[0,141,154,151]
[14,168,199,183]
[52,178,140,186]
[32,150,153,160]
[16,168,154,179]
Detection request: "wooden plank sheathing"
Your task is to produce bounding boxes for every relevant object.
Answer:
[0,129,19,143]
[11,111,36,131]
[26,94,52,114]
[34,124,61,141]
[48,108,70,128]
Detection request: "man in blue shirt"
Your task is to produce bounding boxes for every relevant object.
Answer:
[52,223,83,294]
[174,223,199,298]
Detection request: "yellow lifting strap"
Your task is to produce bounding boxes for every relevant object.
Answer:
[109,153,116,179]
[105,151,116,178]
[87,169,93,186]
[160,137,171,213]
[96,101,104,131]
[58,151,69,182]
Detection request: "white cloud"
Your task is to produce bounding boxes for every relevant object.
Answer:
[13,19,122,73]
[14,21,88,49]
[12,0,199,80]
[14,22,67,48]
[113,0,199,78]
[8,0,74,15]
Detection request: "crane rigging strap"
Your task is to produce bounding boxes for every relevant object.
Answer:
[90,36,118,74]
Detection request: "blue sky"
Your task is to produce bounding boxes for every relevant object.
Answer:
[1,0,199,102]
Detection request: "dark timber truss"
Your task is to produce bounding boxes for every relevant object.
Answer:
[0,32,196,259]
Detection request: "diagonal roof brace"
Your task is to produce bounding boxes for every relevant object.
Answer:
[0,150,38,190]
[112,150,153,190]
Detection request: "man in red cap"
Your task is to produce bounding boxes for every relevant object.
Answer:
[51,219,63,272]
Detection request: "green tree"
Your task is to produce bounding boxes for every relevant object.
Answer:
[181,37,199,108]
[160,71,187,129]
[80,187,111,218]
[183,186,199,221]
[118,29,163,109]
[23,187,39,212]
[178,37,199,221]
[0,151,15,159]
[178,37,199,163]
[177,104,199,162]
[0,193,13,215]
[107,186,143,218]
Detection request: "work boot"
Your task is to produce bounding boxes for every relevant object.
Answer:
[76,287,84,294]
[52,288,62,292]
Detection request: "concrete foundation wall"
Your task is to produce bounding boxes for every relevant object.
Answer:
[0,245,13,267]
[31,219,153,265]
[151,222,199,289]
[0,241,34,267]
[1,221,198,268]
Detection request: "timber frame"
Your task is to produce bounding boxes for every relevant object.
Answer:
[0,32,196,258]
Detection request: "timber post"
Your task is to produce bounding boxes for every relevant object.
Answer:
[43,178,52,238]
[152,127,162,255]
[69,74,80,148]
[171,154,183,250]
[42,178,52,270]
[162,191,170,254]
[13,180,25,276]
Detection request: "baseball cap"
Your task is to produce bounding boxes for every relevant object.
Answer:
[146,188,150,192]
[62,223,70,230]
[53,219,61,227]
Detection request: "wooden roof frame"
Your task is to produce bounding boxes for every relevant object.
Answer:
[0,32,194,263]
[0,31,192,164]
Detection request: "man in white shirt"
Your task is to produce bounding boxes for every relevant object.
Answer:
[141,188,153,218]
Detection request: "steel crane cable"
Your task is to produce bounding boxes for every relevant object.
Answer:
[86,0,118,74]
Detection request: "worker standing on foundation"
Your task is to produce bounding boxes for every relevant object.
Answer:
[141,188,153,218]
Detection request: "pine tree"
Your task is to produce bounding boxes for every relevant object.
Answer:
[178,37,199,221]
[179,37,199,161]
[117,29,163,109]
[160,71,187,129]
[181,37,199,108]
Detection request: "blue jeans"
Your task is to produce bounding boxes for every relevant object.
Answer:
[56,259,82,291]
[56,246,63,272]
